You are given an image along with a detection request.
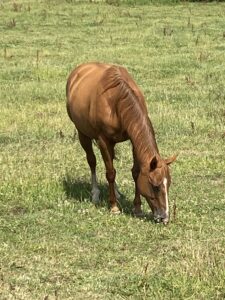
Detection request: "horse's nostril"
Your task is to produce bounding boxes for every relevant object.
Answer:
[154,216,162,224]
[154,216,169,225]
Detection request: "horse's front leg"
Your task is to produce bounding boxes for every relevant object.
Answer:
[78,130,100,203]
[132,149,143,217]
[98,136,120,214]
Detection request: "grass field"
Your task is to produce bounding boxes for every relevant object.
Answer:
[0,0,225,299]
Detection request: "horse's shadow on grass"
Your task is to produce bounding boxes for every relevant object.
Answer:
[62,174,153,221]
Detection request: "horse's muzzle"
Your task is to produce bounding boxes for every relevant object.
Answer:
[154,213,169,225]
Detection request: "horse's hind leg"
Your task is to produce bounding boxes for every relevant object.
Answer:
[78,131,100,203]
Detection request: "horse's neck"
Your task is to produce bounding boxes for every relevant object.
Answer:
[128,117,159,166]
[118,96,159,166]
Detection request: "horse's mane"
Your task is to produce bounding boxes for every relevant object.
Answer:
[100,66,159,159]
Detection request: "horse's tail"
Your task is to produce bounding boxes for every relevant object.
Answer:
[66,70,77,122]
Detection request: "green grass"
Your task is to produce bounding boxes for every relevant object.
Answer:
[0,1,225,299]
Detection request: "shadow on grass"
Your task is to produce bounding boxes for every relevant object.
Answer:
[62,174,154,222]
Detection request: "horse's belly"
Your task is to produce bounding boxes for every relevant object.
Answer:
[71,102,128,142]
[69,100,98,139]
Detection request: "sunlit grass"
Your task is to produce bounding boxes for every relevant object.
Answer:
[0,1,225,299]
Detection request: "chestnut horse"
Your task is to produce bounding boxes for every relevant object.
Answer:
[66,62,176,224]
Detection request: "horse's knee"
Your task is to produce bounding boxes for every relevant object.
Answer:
[106,169,116,183]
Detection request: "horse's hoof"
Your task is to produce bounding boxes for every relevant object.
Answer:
[92,189,100,204]
[132,208,144,217]
[110,206,121,215]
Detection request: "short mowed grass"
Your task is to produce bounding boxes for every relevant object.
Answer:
[0,1,225,299]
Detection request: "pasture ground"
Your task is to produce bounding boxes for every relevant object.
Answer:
[0,1,225,299]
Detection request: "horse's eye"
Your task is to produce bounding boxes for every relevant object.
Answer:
[152,185,160,193]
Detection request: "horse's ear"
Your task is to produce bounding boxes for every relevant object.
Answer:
[149,155,158,171]
[165,154,177,165]
[149,156,164,186]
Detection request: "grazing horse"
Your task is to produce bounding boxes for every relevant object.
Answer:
[66,62,176,224]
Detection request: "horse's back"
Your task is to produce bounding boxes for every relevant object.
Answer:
[66,62,110,107]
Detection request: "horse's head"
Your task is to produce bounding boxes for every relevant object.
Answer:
[137,155,177,225]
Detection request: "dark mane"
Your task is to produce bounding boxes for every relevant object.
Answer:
[100,66,159,160]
